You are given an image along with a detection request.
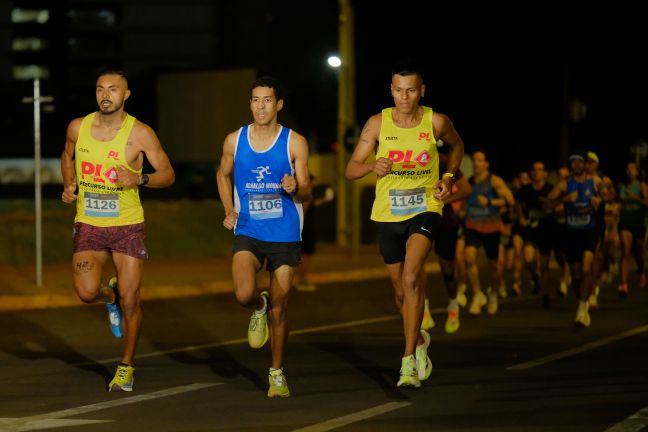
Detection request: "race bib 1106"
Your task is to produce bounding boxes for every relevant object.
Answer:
[249,193,283,220]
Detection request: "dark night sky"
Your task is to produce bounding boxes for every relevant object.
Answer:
[242,1,648,180]
[349,2,648,179]
[8,1,648,182]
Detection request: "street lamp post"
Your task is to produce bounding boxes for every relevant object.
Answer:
[336,0,356,250]
[22,79,54,287]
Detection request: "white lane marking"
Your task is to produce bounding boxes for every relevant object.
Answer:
[0,382,220,432]
[290,402,411,432]
[508,324,648,370]
[603,405,648,432]
[77,314,405,366]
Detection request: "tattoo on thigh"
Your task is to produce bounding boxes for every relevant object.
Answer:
[74,261,95,275]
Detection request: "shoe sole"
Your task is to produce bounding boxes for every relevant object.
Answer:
[418,355,432,380]
[109,384,133,392]
[417,330,432,380]
[397,378,421,388]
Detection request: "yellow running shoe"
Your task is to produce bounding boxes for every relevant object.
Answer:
[574,302,591,328]
[267,368,290,398]
[415,330,432,381]
[445,308,460,334]
[457,283,468,308]
[468,291,487,315]
[498,282,508,299]
[108,364,134,392]
[486,287,498,315]
[421,299,435,330]
[248,291,269,349]
[397,355,420,388]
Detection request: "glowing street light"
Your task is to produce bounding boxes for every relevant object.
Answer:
[327,55,341,68]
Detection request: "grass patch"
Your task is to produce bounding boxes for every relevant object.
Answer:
[0,199,233,265]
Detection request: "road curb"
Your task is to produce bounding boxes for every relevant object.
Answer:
[0,262,441,312]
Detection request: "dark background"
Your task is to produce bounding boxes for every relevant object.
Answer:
[2,1,647,182]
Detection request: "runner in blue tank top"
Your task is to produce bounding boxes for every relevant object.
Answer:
[216,76,311,398]
[547,150,604,328]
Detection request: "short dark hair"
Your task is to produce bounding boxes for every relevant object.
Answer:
[472,147,490,162]
[96,68,129,86]
[391,58,425,81]
[251,76,283,101]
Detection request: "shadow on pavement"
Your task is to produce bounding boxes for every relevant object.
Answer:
[0,312,113,383]
[142,301,266,392]
[305,334,411,400]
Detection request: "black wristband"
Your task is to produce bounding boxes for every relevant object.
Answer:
[140,174,149,186]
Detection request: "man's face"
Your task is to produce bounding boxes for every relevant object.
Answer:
[530,162,546,182]
[558,167,569,180]
[95,74,130,115]
[627,162,639,179]
[250,86,283,126]
[585,158,598,174]
[570,158,585,176]
[472,151,489,175]
[390,74,424,112]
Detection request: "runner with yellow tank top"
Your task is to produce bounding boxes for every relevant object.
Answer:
[370,105,443,222]
[346,59,464,388]
[75,112,143,227]
[61,69,174,392]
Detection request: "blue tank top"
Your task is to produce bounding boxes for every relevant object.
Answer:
[233,125,303,242]
[465,174,503,233]
[565,177,597,229]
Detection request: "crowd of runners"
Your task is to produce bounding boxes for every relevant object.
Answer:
[421,148,648,334]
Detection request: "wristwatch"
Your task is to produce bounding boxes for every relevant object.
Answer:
[139,174,149,186]
[441,172,456,184]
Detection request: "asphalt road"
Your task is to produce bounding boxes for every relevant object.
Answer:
[1,271,648,432]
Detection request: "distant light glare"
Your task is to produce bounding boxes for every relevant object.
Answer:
[327,56,341,68]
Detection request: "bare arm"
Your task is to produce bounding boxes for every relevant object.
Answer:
[545,178,575,210]
[60,119,81,203]
[216,132,237,230]
[284,132,312,203]
[443,174,472,205]
[491,175,515,207]
[345,115,392,180]
[590,176,605,208]
[432,112,465,199]
[640,182,648,207]
[134,123,175,188]
[601,176,616,202]
[547,179,567,201]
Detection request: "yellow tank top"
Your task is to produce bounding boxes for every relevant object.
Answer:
[74,112,144,227]
[370,106,442,222]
